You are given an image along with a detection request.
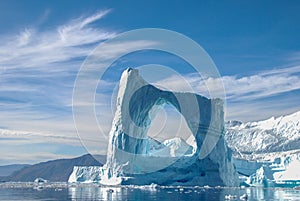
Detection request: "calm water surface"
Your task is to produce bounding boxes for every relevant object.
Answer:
[0,183,299,201]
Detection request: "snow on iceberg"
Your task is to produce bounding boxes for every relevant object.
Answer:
[245,165,275,187]
[273,155,300,187]
[68,166,102,183]
[242,154,300,187]
[98,68,238,186]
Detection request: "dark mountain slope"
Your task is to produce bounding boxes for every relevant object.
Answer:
[0,164,30,177]
[6,154,104,182]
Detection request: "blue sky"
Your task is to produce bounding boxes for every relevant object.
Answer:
[0,0,300,165]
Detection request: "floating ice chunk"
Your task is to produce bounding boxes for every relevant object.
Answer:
[224,194,237,200]
[34,178,47,184]
[240,193,248,200]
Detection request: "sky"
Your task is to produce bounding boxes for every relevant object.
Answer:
[0,0,300,165]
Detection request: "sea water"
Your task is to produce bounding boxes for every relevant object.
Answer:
[0,183,300,201]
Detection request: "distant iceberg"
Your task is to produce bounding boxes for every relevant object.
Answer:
[241,154,300,187]
[68,166,102,183]
[34,177,47,184]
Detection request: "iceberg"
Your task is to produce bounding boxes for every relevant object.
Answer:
[68,166,102,183]
[34,177,48,184]
[242,154,300,187]
[273,155,300,183]
[246,165,275,187]
[97,68,238,186]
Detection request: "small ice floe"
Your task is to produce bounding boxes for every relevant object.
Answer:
[34,178,47,184]
[55,188,63,191]
[144,183,158,190]
[240,194,248,200]
[137,183,158,191]
[33,178,47,191]
[225,194,237,200]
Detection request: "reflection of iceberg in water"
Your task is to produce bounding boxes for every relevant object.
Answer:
[98,68,238,186]
[244,187,300,201]
[67,185,300,201]
[68,186,123,201]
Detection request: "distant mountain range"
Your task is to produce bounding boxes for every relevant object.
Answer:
[0,164,30,177]
[1,154,105,182]
[225,111,300,160]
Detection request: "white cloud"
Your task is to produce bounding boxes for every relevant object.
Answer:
[18,28,33,46]
[0,10,118,164]
[154,65,300,121]
[0,9,115,71]
[0,128,79,145]
[154,65,300,101]
[226,98,300,122]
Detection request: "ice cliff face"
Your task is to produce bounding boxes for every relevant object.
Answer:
[100,68,238,186]
[68,166,102,183]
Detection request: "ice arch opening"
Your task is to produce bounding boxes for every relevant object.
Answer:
[127,84,202,156]
[147,103,197,157]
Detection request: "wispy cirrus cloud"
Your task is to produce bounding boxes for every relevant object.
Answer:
[154,65,300,121]
[0,9,115,70]
[0,128,80,145]
[0,10,118,164]
[0,9,116,104]
[221,66,300,101]
[154,65,300,101]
